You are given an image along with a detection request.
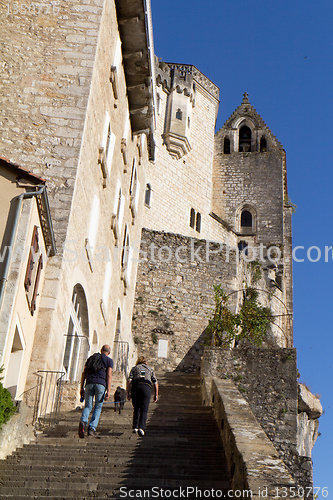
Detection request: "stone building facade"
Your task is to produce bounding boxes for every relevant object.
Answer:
[0,0,155,404]
[0,0,321,492]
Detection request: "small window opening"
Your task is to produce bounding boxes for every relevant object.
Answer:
[188,117,191,128]
[241,210,252,228]
[260,136,267,152]
[238,240,248,255]
[176,108,183,120]
[144,183,151,207]
[156,93,161,115]
[239,125,251,152]
[190,208,195,229]
[223,137,230,154]
[196,212,201,233]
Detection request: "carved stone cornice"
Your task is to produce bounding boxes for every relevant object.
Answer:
[156,61,219,101]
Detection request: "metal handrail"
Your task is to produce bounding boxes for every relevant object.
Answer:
[113,341,129,377]
[34,370,66,428]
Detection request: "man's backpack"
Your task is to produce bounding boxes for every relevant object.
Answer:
[85,353,106,374]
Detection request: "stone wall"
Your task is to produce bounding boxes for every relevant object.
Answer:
[0,0,151,395]
[0,0,105,249]
[201,347,313,495]
[132,228,290,371]
[202,376,303,499]
[132,229,238,372]
[143,61,236,246]
[213,149,285,247]
[0,402,35,460]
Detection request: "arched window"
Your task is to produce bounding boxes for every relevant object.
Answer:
[144,183,151,207]
[196,212,201,233]
[190,208,196,229]
[113,308,129,375]
[223,137,230,154]
[260,136,267,152]
[241,210,252,228]
[63,285,89,382]
[239,125,252,152]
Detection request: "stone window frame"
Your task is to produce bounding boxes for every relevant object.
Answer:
[113,307,123,370]
[121,224,133,291]
[24,225,39,293]
[235,204,257,235]
[129,158,140,221]
[232,118,256,153]
[110,35,122,108]
[63,285,89,382]
[121,114,130,171]
[111,180,125,244]
[98,111,116,186]
[189,208,201,233]
[24,225,44,316]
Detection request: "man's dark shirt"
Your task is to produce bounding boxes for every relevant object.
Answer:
[85,353,113,386]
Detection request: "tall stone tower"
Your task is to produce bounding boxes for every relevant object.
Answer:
[213,92,293,343]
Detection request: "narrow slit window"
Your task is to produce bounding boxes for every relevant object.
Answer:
[144,183,151,207]
[190,208,196,229]
[176,108,183,120]
[223,137,230,154]
[196,212,201,233]
[260,136,267,152]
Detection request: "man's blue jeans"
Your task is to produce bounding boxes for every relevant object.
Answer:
[80,383,106,431]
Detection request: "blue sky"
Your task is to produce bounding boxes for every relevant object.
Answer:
[151,0,332,494]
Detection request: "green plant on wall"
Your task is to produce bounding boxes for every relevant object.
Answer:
[249,260,262,284]
[0,366,16,430]
[151,332,158,344]
[206,284,272,347]
[205,285,240,347]
[284,195,297,214]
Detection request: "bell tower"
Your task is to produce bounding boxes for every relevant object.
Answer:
[213,93,293,338]
[213,93,289,246]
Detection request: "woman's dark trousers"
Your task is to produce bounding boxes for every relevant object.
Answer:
[131,383,152,431]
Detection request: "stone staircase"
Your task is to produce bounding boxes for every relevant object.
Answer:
[0,372,230,499]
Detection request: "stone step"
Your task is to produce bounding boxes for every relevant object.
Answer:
[0,468,230,482]
[0,479,230,496]
[0,372,230,497]
[0,471,229,487]
[2,457,224,469]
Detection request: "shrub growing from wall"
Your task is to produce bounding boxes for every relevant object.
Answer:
[0,367,16,429]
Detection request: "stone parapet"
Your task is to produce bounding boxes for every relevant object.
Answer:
[201,347,314,497]
[201,375,303,499]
